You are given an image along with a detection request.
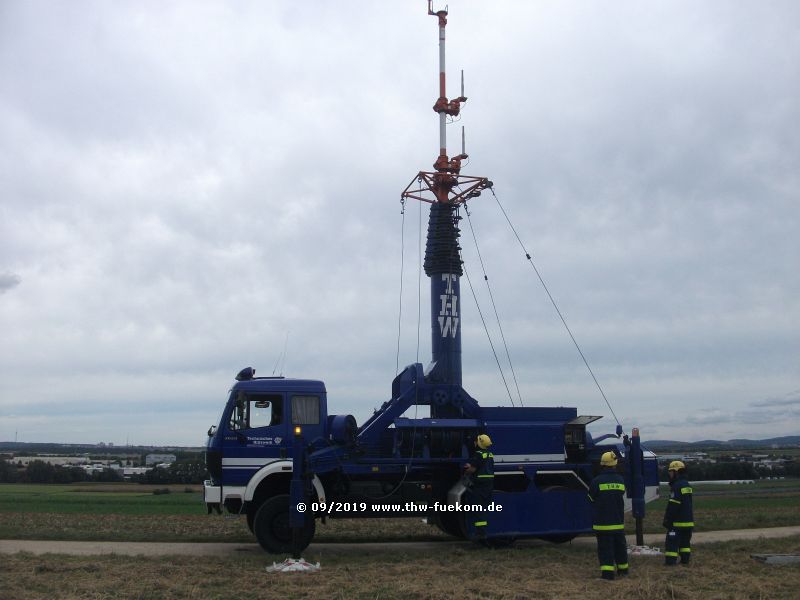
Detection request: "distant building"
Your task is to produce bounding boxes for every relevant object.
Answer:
[658,454,686,462]
[81,463,108,473]
[119,467,150,479]
[755,458,788,470]
[145,454,176,466]
[657,452,711,464]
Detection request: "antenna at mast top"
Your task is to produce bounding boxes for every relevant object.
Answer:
[427,1,447,18]
[402,2,492,207]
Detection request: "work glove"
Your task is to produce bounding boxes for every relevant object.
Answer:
[662,518,671,529]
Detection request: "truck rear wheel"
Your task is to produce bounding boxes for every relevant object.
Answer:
[484,536,516,548]
[436,512,467,538]
[253,494,315,554]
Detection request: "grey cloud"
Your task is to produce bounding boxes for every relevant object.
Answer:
[732,408,796,427]
[0,273,21,294]
[750,390,800,408]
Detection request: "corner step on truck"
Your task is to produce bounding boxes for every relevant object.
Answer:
[203,2,660,554]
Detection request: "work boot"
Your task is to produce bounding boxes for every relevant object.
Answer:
[617,568,629,577]
[601,572,615,581]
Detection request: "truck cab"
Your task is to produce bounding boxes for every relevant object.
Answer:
[204,368,327,525]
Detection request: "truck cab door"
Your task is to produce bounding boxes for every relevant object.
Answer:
[288,393,325,443]
[222,392,288,485]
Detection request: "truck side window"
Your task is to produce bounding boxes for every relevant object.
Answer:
[291,395,320,425]
[229,393,283,430]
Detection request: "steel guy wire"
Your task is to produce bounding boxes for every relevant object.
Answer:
[489,187,622,427]
[463,202,524,407]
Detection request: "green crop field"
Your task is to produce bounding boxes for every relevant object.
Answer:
[635,482,800,533]
[0,483,203,516]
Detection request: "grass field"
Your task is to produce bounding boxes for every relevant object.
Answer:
[2,481,800,599]
[2,536,799,599]
[634,483,800,534]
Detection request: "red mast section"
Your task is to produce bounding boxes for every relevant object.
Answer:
[401,1,492,206]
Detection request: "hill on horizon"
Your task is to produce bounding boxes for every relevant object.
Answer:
[643,435,800,449]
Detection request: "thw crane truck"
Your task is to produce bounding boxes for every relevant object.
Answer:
[203,3,659,554]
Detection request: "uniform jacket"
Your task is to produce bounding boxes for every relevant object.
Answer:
[664,476,694,528]
[587,470,626,532]
[470,448,494,490]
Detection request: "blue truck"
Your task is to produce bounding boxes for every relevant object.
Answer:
[203,3,660,554]
[204,366,659,553]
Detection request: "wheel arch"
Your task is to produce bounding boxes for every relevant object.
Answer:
[244,460,326,506]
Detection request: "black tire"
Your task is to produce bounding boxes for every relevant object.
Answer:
[435,504,511,547]
[537,485,577,544]
[484,536,516,548]
[252,494,315,554]
[246,507,255,533]
[436,511,468,538]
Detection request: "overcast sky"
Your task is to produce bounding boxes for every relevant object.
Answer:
[1,0,798,447]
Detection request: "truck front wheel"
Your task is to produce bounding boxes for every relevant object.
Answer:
[252,494,316,554]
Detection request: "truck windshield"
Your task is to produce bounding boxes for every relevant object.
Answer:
[229,393,283,431]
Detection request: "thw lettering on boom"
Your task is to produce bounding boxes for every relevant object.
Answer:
[438,274,459,338]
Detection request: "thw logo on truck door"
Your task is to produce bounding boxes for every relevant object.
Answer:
[438,274,459,338]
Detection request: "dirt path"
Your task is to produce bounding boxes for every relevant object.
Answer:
[1,526,799,557]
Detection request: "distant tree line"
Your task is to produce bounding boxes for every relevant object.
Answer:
[782,461,800,478]
[0,460,121,484]
[3,456,798,485]
[0,458,208,485]
[133,459,207,485]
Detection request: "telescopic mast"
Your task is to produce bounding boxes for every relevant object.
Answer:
[401,2,492,411]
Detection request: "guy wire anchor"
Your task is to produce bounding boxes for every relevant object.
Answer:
[265,557,321,573]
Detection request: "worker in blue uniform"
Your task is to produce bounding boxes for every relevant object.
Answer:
[663,460,694,565]
[463,434,494,541]
[587,451,629,580]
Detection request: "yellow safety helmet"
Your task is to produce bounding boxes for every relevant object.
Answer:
[668,460,686,472]
[600,451,618,467]
[476,434,492,449]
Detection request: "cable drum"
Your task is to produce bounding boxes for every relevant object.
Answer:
[329,414,358,445]
[424,203,463,276]
[429,430,463,457]
[398,429,426,458]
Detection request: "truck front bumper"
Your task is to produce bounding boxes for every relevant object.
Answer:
[204,480,221,504]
